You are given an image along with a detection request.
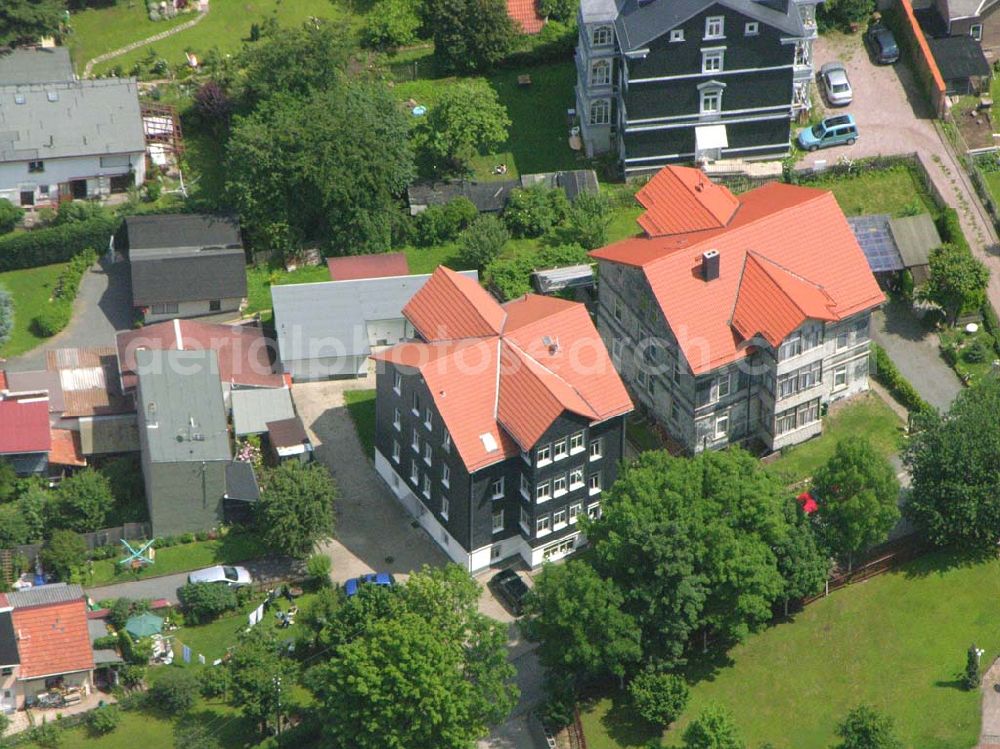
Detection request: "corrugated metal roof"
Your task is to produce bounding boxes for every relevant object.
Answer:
[889,213,942,269]
[6,583,85,609]
[231,388,295,436]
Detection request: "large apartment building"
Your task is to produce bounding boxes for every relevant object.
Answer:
[373,267,633,571]
[590,166,884,453]
[575,0,821,174]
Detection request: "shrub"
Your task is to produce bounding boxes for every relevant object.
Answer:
[0,198,23,234]
[363,0,421,50]
[32,300,73,337]
[457,214,509,270]
[0,215,117,272]
[503,185,569,238]
[87,704,122,735]
[980,303,1000,357]
[629,667,689,728]
[306,553,332,585]
[29,717,62,749]
[148,668,198,713]
[92,634,119,651]
[55,201,107,226]
[871,343,934,417]
[538,0,578,21]
[965,339,989,363]
[198,665,231,698]
[118,663,146,689]
[567,190,613,250]
[0,285,12,347]
[178,582,238,624]
[413,197,479,246]
[180,532,196,544]
[41,530,87,581]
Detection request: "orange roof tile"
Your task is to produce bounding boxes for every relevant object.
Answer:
[507,0,546,33]
[377,269,632,471]
[48,429,86,468]
[11,600,94,679]
[403,267,506,341]
[0,371,7,391]
[636,166,741,237]
[327,252,410,281]
[591,175,885,374]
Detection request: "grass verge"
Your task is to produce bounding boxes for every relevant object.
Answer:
[0,262,68,358]
[343,389,377,460]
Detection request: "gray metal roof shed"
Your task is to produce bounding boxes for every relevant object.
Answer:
[6,583,85,608]
[230,388,295,436]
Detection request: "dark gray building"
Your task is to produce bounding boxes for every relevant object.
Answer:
[373,267,632,571]
[576,0,822,173]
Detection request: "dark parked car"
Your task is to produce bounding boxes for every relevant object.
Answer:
[867,23,900,64]
[344,572,396,597]
[489,569,530,615]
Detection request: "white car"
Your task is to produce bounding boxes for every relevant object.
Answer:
[820,62,853,107]
[187,565,252,587]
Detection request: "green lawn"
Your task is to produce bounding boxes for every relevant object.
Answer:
[939,324,997,386]
[343,389,377,459]
[0,262,68,358]
[85,534,269,587]
[67,2,191,74]
[764,391,904,485]
[244,264,332,318]
[804,165,938,218]
[88,0,353,77]
[581,549,1000,749]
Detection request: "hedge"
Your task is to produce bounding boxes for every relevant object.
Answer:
[871,342,935,417]
[0,215,117,273]
[31,248,99,337]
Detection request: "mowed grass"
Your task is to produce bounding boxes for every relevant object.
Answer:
[582,549,1000,749]
[244,264,332,318]
[90,0,353,77]
[765,391,904,485]
[343,389,377,459]
[0,262,67,358]
[805,165,937,218]
[85,534,269,587]
[67,2,190,73]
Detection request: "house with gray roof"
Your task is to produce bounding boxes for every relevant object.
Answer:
[272,270,479,381]
[576,0,822,173]
[0,59,145,209]
[121,214,247,322]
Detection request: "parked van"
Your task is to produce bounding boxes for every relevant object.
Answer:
[797,114,859,152]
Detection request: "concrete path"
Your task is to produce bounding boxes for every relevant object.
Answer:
[82,10,208,77]
[4,257,132,372]
[978,657,1000,748]
[871,302,963,412]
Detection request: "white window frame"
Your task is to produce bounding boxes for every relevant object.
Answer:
[588,473,602,495]
[590,98,610,125]
[553,509,567,530]
[570,431,585,453]
[611,338,624,363]
[588,501,602,519]
[393,408,401,431]
[410,462,419,484]
[536,481,552,503]
[554,438,568,461]
[833,365,848,390]
[590,59,611,87]
[700,87,722,114]
[670,28,685,42]
[569,468,584,490]
[520,474,531,499]
[745,21,759,35]
[442,463,451,487]
[589,439,602,461]
[717,372,732,400]
[569,503,582,523]
[423,442,433,466]
[553,475,568,497]
[705,15,724,39]
[536,515,552,537]
[520,506,531,534]
[424,407,433,430]
[411,392,419,415]
[491,477,505,499]
[441,494,449,519]
[836,330,849,350]
[393,372,402,394]
[715,411,730,438]
[411,428,420,452]
[701,48,725,74]
[392,440,401,463]
[593,25,613,46]
[972,23,984,40]
[422,473,432,498]
[443,431,451,452]
[492,509,504,533]
[613,297,624,322]
[537,444,552,466]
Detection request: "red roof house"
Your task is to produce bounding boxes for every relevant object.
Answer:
[10,599,95,680]
[0,399,51,456]
[327,252,410,281]
[507,0,546,33]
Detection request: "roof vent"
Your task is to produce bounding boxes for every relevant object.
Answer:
[46,91,58,102]
[480,433,498,452]
[13,94,25,105]
[701,249,720,282]
[542,336,560,355]
[146,402,158,428]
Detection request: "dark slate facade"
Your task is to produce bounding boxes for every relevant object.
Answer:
[576,0,821,174]
[374,361,627,571]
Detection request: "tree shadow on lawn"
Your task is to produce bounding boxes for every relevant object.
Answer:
[899,546,993,580]
[581,687,662,748]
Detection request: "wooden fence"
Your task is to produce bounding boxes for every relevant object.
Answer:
[0,523,151,583]
[802,534,928,606]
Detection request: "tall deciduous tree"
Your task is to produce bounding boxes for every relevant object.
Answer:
[42,529,87,581]
[811,438,900,570]
[226,629,298,734]
[521,560,641,686]
[568,190,614,250]
[426,80,510,172]
[51,469,116,533]
[422,0,517,73]
[682,704,744,749]
[0,0,63,48]
[918,243,989,325]
[457,215,509,270]
[307,565,517,749]
[255,462,336,557]
[226,84,413,255]
[833,705,903,749]
[905,377,1000,551]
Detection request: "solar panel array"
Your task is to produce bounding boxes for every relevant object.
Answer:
[847,214,904,273]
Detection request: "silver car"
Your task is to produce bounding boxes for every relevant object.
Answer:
[187,565,252,587]
[820,62,853,106]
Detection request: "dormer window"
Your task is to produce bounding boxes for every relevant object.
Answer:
[705,16,724,40]
[592,25,613,46]
[590,59,611,87]
[670,29,685,42]
[745,21,759,36]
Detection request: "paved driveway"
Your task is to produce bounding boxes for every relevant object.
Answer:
[802,33,941,166]
[5,256,132,372]
[872,301,963,412]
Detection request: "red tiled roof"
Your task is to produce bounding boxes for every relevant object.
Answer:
[11,599,94,679]
[0,399,51,454]
[636,166,741,237]
[507,0,546,33]
[327,252,410,281]
[49,429,86,467]
[0,371,6,391]
[377,269,632,471]
[591,173,885,375]
[403,267,506,341]
[117,320,283,391]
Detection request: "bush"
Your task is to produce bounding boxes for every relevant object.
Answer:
[965,339,989,363]
[413,197,479,246]
[980,303,1000,357]
[629,668,689,728]
[0,198,23,234]
[0,285,12,347]
[871,342,934,417]
[118,663,146,689]
[92,634,119,651]
[29,717,62,749]
[457,214,509,270]
[87,705,122,735]
[538,0,578,22]
[198,665,230,698]
[306,553,332,585]
[32,300,73,337]
[0,215,117,272]
[363,0,421,50]
[486,242,588,300]
[503,185,569,238]
[55,201,108,226]
[148,668,198,713]
[41,530,87,581]
[178,582,238,624]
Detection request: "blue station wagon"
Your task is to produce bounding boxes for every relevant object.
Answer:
[797,114,859,152]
